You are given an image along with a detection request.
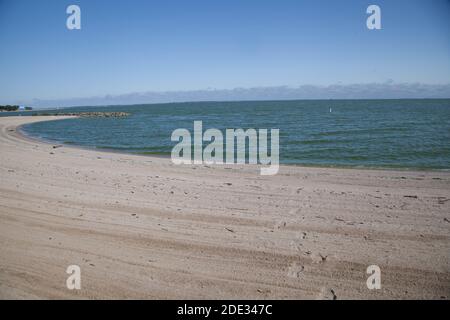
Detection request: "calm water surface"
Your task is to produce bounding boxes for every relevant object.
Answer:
[19,99,450,170]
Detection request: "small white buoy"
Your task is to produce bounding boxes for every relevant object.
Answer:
[329,107,332,113]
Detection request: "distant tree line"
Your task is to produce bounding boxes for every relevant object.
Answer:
[0,105,19,111]
[0,105,32,111]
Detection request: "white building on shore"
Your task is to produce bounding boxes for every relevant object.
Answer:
[18,105,33,111]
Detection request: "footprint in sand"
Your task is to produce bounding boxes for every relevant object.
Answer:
[317,287,337,300]
[287,262,304,278]
[290,232,307,251]
[311,252,328,264]
[274,220,287,230]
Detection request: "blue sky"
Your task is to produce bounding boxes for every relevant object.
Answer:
[0,0,449,106]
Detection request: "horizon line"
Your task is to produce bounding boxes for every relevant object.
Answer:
[27,97,450,110]
[5,82,450,108]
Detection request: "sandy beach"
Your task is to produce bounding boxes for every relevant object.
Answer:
[0,116,449,299]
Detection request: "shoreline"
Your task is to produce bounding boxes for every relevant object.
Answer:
[17,121,172,161]
[1,116,449,299]
[16,116,450,174]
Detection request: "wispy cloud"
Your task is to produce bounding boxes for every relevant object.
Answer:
[22,82,450,108]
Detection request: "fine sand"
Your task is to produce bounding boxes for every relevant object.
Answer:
[0,116,449,299]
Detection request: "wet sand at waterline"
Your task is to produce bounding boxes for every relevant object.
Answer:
[0,116,449,299]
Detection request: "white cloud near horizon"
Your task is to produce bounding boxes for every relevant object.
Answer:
[14,82,450,109]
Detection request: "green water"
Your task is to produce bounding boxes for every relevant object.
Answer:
[20,99,450,170]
